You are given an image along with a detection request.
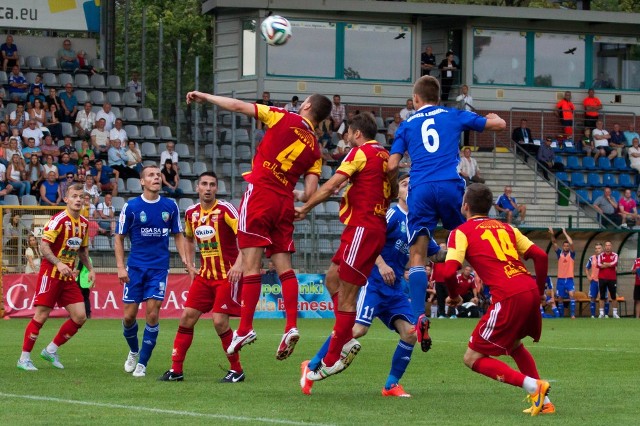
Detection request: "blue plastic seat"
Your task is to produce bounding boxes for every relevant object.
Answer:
[554,155,565,166]
[602,173,617,187]
[587,173,602,188]
[582,156,596,170]
[597,157,612,170]
[613,157,631,171]
[570,172,586,187]
[555,172,569,184]
[611,190,621,201]
[565,156,581,171]
[575,189,590,204]
[619,173,635,189]
[591,189,604,203]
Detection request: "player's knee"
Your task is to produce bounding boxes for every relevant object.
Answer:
[462,353,476,369]
[401,327,418,345]
[146,312,159,325]
[212,316,229,333]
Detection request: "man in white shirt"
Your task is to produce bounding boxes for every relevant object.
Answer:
[457,147,485,184]
[399,98,416,121]
[160,141,179,172]
[455,85,474,146]
[126,71,144,103]
[96,193,116,235]
[75,101,96,139]
[284,96,300,113]
[91,118,110,159]
[109,118,128,146]
[21,120,45,147]
[592,119,616,162]
[95,102,116,131]
[336,111,354,139]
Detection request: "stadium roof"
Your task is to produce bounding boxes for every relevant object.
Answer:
[201,0,640,25]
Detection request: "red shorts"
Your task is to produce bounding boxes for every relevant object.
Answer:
[184,275,241,317]
[331,225,386,286]
[237,183,295,257]
[34,274,84,309]
[469,288,542,356]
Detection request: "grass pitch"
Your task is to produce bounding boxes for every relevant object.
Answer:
[2,317,638,425]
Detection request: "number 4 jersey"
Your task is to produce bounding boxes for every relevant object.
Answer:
[446,216,538,303]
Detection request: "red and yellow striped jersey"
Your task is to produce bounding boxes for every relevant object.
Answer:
[40,209,90,281]
[184,200,240,280]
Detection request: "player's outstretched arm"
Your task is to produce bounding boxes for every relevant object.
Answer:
[114,234,129,284]
[387,153,403,176]
[294,172,348,221]
[295,173,320,203]
[185,91,254,117]
[484,113,506,132]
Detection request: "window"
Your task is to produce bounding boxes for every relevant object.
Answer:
[242,20,256,76]
[534,33,585,88]
[473,29,526,85]
[266,21,336,78]
[593,36,640,91]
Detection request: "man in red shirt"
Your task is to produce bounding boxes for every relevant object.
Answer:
[295,112,395,382]
[597,241,620,318]
[555,91,575,136]
[583,88,602,129]
[444,183,552,416]
[186,90,332,360]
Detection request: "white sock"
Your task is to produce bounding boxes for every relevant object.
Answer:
[522,376,538,394]
[599,308,604,315]
[20,351,31,362]
[46,342,59,353]
[613,308,618,315]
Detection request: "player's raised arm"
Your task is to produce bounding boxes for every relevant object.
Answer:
[185,91,255,117]
[387,152,403,176]
[294,172,320,203]
[294,172,349,220]
[484,113,506,132]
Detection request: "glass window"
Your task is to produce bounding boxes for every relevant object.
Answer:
[344,24,412,81]
[473,29,526,85]
[266,21,336,78]
[534,33,585,88]
[242,20,256,77]
[593,36,640,91]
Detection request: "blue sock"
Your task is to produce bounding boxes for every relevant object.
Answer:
[385,340,414,390]
[123,320,139,353]
[408,266,427,317]
[138,323,159,366]
[557,302,564,317]
[552,306,560,317]
[590,302,596,317]
[604,302,610,315]
[539,306,544,315]
[570,300,576,317]
[308,334,332,371]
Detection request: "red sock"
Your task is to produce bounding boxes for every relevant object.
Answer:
[237,274,262,335]
[219,329,242,372]
[324,310,355,366]
[171,326,194,373]
[52,319,82,347]
[511,344,540,379]
[280,270,298,331]
[472,356,526,388]
[22,319,43,352]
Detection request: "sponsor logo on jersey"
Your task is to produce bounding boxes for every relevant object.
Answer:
[66,237,82,248]
[140,227,163,237]
[194,225,215,240]
[162,211,170,222]
[140,211,147,223]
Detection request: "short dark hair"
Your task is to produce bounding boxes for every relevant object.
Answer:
[464,183,494,216]
[348,112,378,141]
[413,75,440,104]
[198,171,218,183]
[307,94,332,124]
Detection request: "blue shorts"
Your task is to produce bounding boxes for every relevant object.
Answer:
[555,277,575,299]
[123,266,169,304]
[406,179,465,245]
[588,280,602,299]
[355,280,415,331]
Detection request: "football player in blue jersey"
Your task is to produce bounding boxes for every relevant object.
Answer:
[115,165,187,377]
[387,75,506,348]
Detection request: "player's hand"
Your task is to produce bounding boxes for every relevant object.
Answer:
[87,270,96,288]
[485,113,499,119]
[117,266,129,285]
[446,295,463,307]
[56,262,73,278]
[378,263,395,285]
[185,91,205,105]
[294,206,308,221]
[548,227,554,234]
[227,264,242,284]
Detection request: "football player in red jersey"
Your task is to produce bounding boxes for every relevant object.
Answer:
[186,90,331,360]
[17,183,95,371]
[443,183,553,416]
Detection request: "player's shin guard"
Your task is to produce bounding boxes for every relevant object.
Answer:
[471,356,526,388]
[237,274,262,335]
[123,320,139,353]
[408,266,427,317]
[510,344,540,379]
[385,340,414,390]
[590,301,596,317]
[219,329,242,372]
[280,270,299,332]
[52,319,82,347]
[138,323,159,367]
[323,311,355,367]
[570,300,576,317]
[171,326,194,374]
[552,306,560,317]
[309,334,332,371]
[22,319,43,353]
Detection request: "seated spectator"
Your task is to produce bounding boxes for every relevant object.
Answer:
[79,192,96,218]
[59,172,75,198]
[24,235,41,274]
[161,159,183,198]
[609,123,626,158]
[39,171,62,206]
[95,193,116,236]
[126,71,144,103]
[45,104,64,142]
[58,39,79,72]
[45,88,63,118]
[628,138,640,174]
[593,119,616,161]
[96,102,116,131]
[593,186,620,228]
[22,119,45,147]
[25,154,42,196]
[7,65,28,103]
[57,152,77,180]
[109,118,127,147]
[581,127,594,157]
[399,98,416,121]
[6,136,22,162]
[27,87,46,112]
[42,154,58,181]
[0,161,15,204]
[90,118,110,159]
[125,140,143,176]
[0,91,5,122]
[619,189,638,228]
[78,140,95,165]
[284,96,300,113]
[331,132,351,162]
[316,117,335,161]
[336,111,354,141]
[160,141,178,171]
[9,103,29,135]
[0,120,10,149]
[624,122,639,147]
[495,185,527,225]
[40,135,59,161]
[30,74,45,95]
[458,147,485,184]
[1,34,19,72]
[108,139,139,179]
[59,83,79,123]
[82,174,101,205]
[59,135,79,162]
[386,113,401,144]
[537,136,565,180]
[6,153,30,196]
[511,118,539,163]
[78,155,93,181]
[76,50,97,75]
[75,101,96,139]
[21,137,42,161]
[91,158,119,196]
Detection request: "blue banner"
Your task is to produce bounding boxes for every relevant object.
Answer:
[254,273,335,319]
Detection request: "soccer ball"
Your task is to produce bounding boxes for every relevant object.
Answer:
[260,15,292,46]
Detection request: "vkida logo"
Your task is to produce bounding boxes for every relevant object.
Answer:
[194,225,215,239]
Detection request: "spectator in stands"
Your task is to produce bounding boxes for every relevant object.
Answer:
[0,92,6,123]
[75,101,96,139]
[618,189,638,228]
[316,116,335,161]
[555,91,575,137]
[92,158,118,196]
[581,127,595,157]
[457,147,485,184]
[42,154,58,181]
[511,118,539,163]
[456,84,474,145]
[76,50,97,75]
[593,119,616,161]
[78,155,93,179]
[57,152,77,181]
[59,172,75,197]
[96,102,116,131]
[628,138,640,174]
[537,136,565,180]
[126,71,144,103]
[110,118,127,146]
[27,87,46,111]
[58,39,79,72]
[39,171,61,206]
[583,88,602,129]
[420,45,436,76]
[593,186,620,227]
[1,34,19,72]
[30,74,45,95]
[91,118,110,159]
[495,185,527,225]
[24,235,41,274]
[21,137,42,161]
[0,161,15,204]
[59,83,79,123]
[7,65,28,103]
[284,96,300,113]
[125,140,143,176]
[108,139,139,179]
[336,111,354,140]
[386,113,401,144]
[96,193,116,236]
[45,88,63,119]
[0,121,10,147]
[330,95,345,129]
[624,122,639,147]
[331,133,351,162]
[609,123,626,158]
[255,91,274,133]
[29,98,46,127]
[58,135,77,162]
[45,103,64,142]
[160,141,178,171]
[438,51,458,101]
[78,140,95,165]
[82,174,101,205]
[399,98,415,121]
[22,119,44,147]
[6,153,30,196]
[6,137,22,163]
[80,192,96,219]
[9,103,29,134]
[40,135,60,162]
[160,158,183,198]
[25,154,42,196]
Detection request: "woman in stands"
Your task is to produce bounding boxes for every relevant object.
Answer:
[5,136,22,162]
[42,154,58,181]
[24,235,42,274]
[45,104,64,142]
[125,140,143,176]
[78,140,95,165]
[25,153,43,197]
[6,153,31,197]
[29,99,46,127]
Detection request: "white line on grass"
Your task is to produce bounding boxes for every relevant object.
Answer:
[0,392,333,426]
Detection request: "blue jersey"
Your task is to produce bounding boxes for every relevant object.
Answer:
[368,205,410,293]
[391,105,487,187]
[117,195,182,269]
